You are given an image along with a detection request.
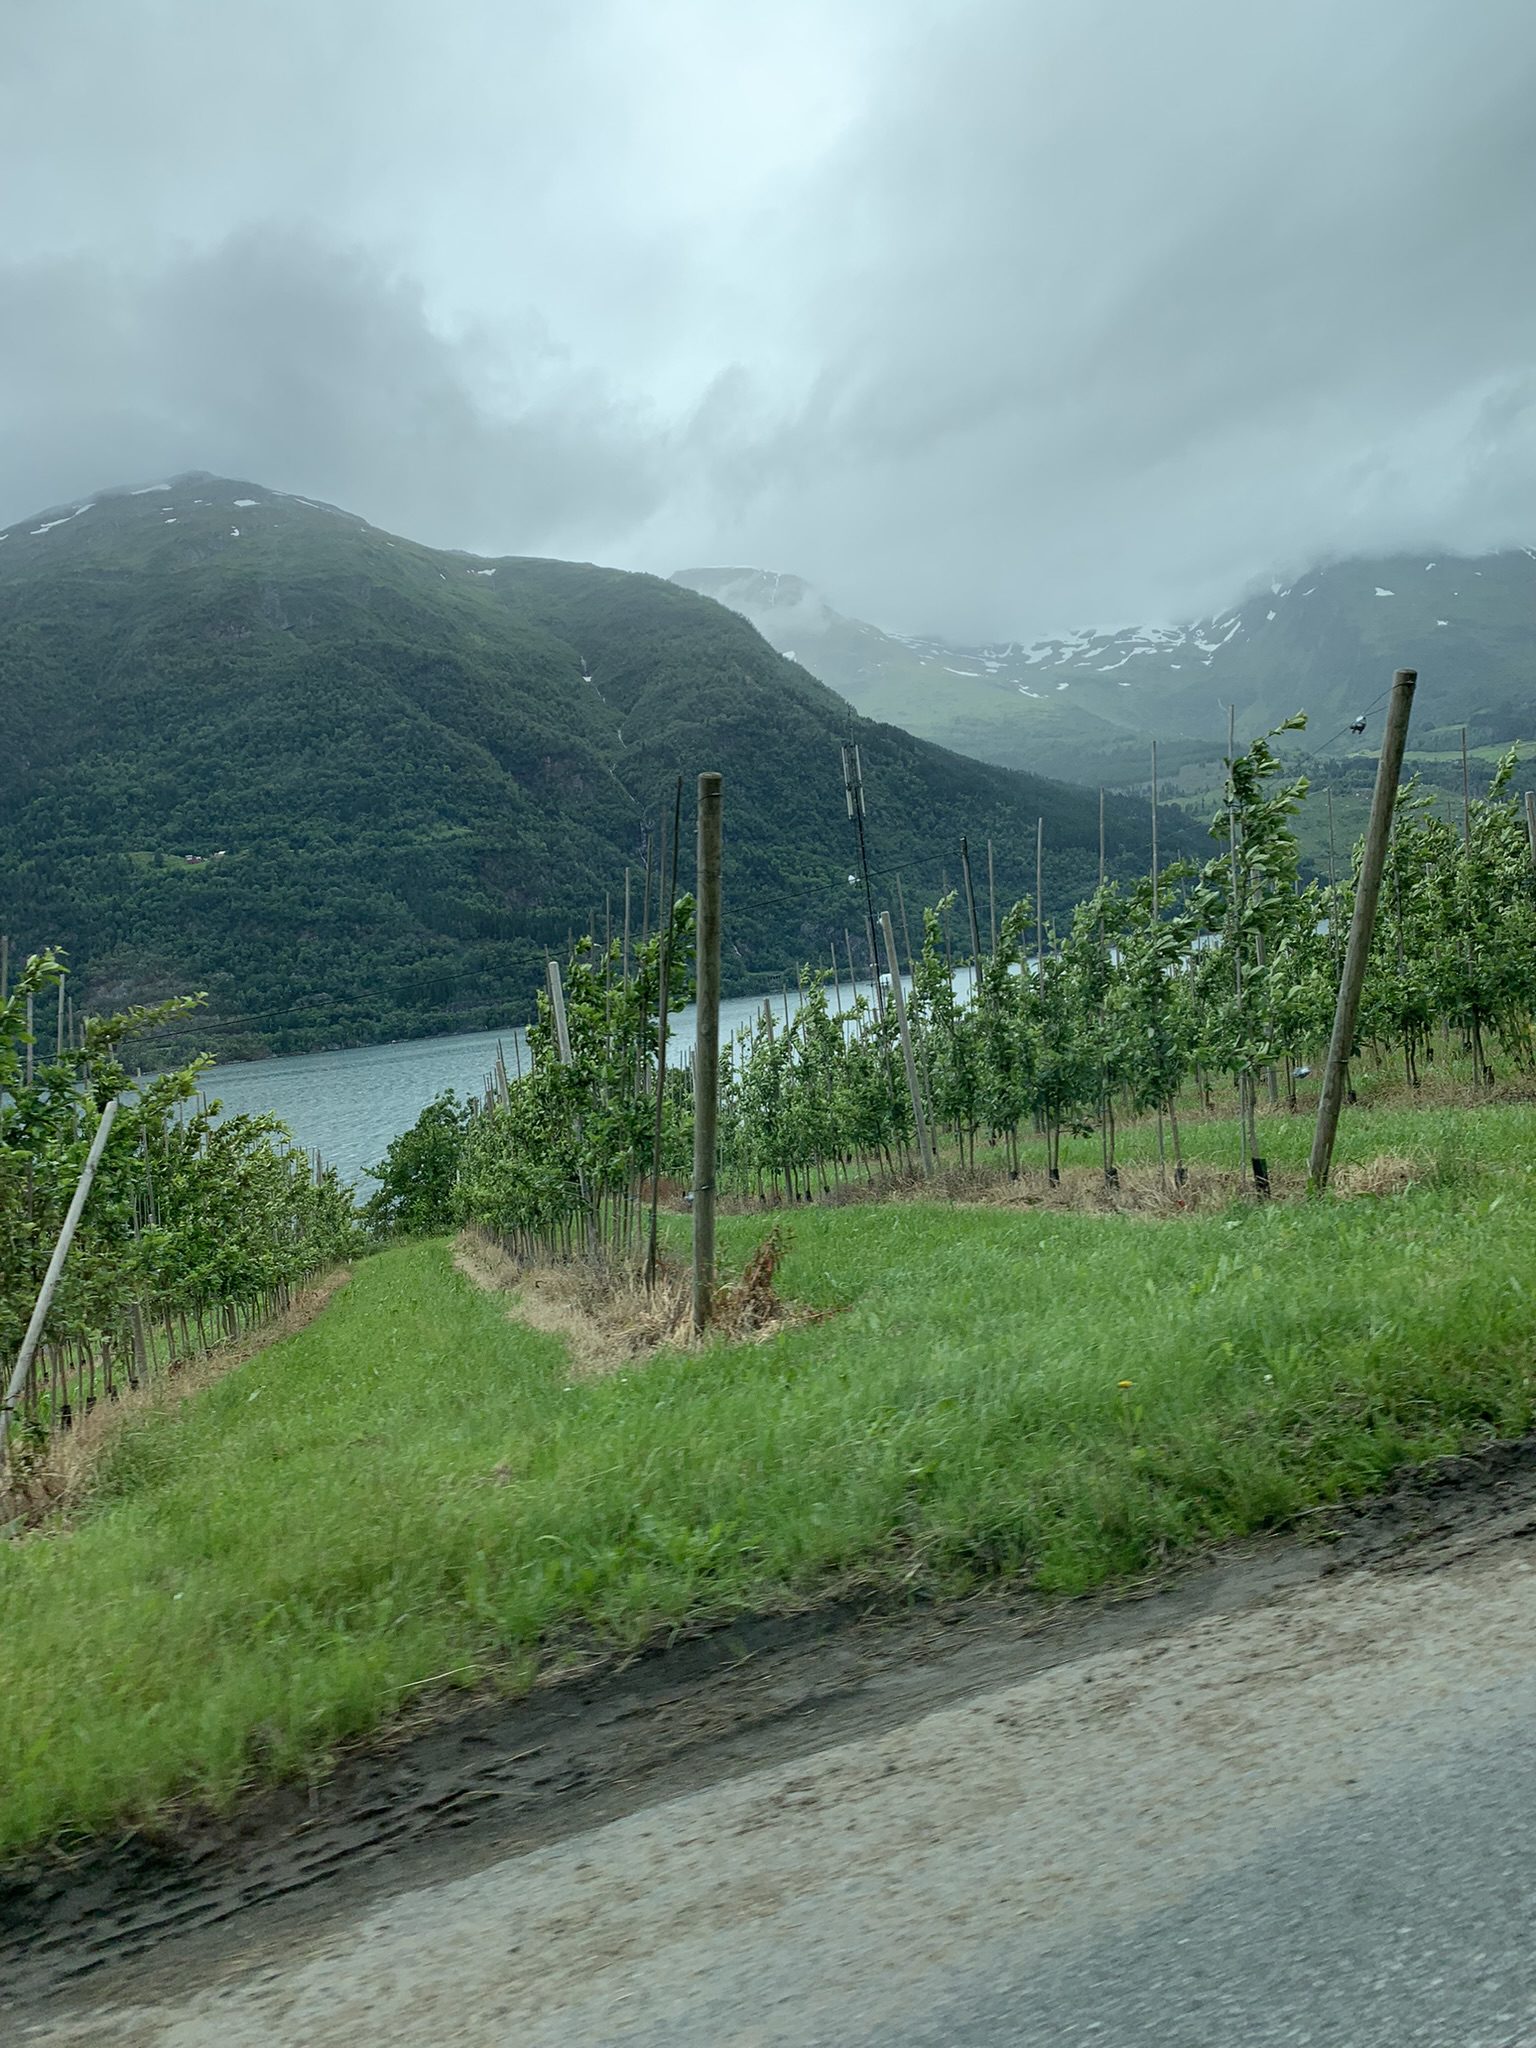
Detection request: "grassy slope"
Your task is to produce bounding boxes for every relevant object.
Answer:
[4,1101,1536,1857]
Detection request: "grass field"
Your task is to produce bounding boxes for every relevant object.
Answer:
[3,1100,1536,1858]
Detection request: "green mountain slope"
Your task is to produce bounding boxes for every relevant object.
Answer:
[0,477,1198,1055]
[675,549,1536,787]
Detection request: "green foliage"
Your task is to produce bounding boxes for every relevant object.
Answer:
[1,953,364,1444]
[438,722,1536,1228]
[364,1093,475,1238]
[453,900,695,1258]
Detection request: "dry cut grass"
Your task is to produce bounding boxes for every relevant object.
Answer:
[454,1226,821,1378]
[726,1152,1433,1223]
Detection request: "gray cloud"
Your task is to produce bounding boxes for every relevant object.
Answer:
[0,229,669,551]
[3,0,1536,637]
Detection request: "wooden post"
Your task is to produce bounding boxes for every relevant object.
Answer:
[1309,670,1417,1192]
[129,1301,147,1390]
[646,778,683,1290]
[56,976,65,1058]
[841,743,885,1024]
[881,911,932,1176]
[1150,742,1160,918]
[1098,788,1106,889]
[25,995,34,1088]
[0,934,8,1002]
[1,1098,120,1471]
[895,873,915,971]
[986,839,997,957]
[692,773,723,1333]
[546,960,573,1064]
[1525,790,1536,871]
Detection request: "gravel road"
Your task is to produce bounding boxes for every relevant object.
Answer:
[15,1475,1536,2046]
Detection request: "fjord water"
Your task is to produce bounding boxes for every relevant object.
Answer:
[202,978,898,1188]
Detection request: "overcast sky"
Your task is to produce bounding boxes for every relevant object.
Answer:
[4,0,1535,637]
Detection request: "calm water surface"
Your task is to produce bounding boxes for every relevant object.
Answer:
[203,975,923,1188]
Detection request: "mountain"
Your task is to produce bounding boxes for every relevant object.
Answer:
[674,549,1536,787]
[0,477,1198,1057]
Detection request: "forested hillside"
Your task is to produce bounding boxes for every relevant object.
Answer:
[0,477,1198,1056]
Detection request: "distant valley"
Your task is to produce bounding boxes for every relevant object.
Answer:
[675,550,1536,788]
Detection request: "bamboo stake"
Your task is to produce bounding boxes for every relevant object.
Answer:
[1309,670,1417,1191]
[1,1098,120,1471]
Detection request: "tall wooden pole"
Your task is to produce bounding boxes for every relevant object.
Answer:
[646,778,684,1290]
[986,838,998,957]
[895,872,915,972]
[546,960,573,1063]
[1150,742,1160,918]
[960,835,983,969]
[1034,819,1044,974]
[1309,670,1417,1192]
[1098,788,1106,889]
[1525,790,1536,872]
[881,911,932,1176]
[841,744,885,1024]
[691,774,723,1333]
[1460,726,1472,847]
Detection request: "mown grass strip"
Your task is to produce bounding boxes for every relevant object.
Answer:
[3,1108,1536,1857]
